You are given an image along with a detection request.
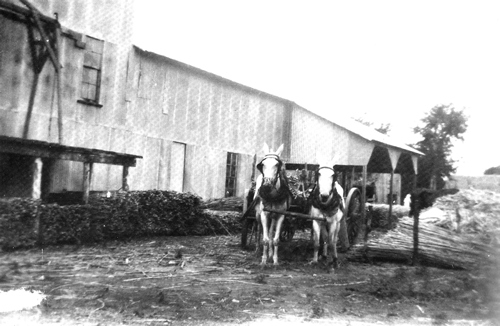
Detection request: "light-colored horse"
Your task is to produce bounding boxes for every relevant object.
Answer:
[254,143,291,266]
[309,159,345,270]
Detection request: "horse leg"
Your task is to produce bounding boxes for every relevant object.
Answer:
[328,213,342,271]
[311,219,321,263]
[272,215,285,265]
[268,217,277,262]
[260,212,270,265]
[321,224,328,260]
[255,221,262,256]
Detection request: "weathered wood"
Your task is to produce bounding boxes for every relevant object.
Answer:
[31,157,42,199]
[41,158,55,202]
[0,136,141,166]
[82,162,93,204]
[54,23,64,144]
[122,166,129,191]
[19,0,61,71]
[263,208,326,221]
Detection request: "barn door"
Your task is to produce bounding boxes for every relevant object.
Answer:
[170,142,186,192]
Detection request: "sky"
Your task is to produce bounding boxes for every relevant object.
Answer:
[132,0,500,176]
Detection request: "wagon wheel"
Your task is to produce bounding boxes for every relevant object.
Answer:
[279,218,295,242]
[345,187,363,245]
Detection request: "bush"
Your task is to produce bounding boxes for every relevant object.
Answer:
[0,198,40,251]
[0,190,241,251]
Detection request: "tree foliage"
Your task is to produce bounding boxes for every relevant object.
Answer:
[484,166,500,175]
[413,104,468,189]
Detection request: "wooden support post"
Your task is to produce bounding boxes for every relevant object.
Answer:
[412,196,420,266]
[39,158,54,247]
[122,165,130,191]
[41,158,55,202]
[31,157,43,199]
[350,166,355,191]
[54,23,64,144]
[23,71,40,139]
[361,165,367,227]
[83,162,93,204]
[388,169,394,220]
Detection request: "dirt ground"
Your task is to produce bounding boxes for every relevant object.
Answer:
[1,231,499,326]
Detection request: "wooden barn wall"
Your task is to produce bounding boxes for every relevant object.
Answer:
[0,1,136,193]
[289,105,351,165]
[120,48,290,198]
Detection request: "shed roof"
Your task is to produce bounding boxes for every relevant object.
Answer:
[331,118,424,156]
[0,136,142,166]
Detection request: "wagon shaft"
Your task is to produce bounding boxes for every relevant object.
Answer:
[263,208,326,221]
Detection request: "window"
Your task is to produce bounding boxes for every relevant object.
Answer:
[225,152,238,197]
[80,36,103,105]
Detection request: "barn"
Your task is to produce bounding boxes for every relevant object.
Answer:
[0,0,422,205]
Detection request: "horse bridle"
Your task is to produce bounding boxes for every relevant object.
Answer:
[312,166,338,209]
[256,155,283,187]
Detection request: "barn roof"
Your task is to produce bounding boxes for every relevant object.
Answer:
[133,45,423,159]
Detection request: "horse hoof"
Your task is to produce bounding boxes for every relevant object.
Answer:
[308,260,318,265]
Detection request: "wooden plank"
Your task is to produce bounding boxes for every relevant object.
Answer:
[263,208,326,221]
[0,136,140,166]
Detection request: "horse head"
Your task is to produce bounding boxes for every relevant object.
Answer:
[315,158,341,206]
[257,143,284,187]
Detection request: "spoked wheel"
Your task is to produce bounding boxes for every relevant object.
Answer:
[345,187,363,245]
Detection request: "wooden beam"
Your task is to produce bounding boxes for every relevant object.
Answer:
[122,165,130,191]
[263,208,326,221]
[0,137,140,166]
[82,162,93,204]
[388,170,394,218]
[18,0,62,71]
[41,158,55,202]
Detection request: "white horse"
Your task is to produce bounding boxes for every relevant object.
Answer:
[254,143,291,266]
[309,159,345,271]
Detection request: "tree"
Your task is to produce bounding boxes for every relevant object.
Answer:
[353,116,391,135]
[413,104,468,190]
[484,166,500,175]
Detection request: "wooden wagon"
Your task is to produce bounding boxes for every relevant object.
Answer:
[241,162,365,250]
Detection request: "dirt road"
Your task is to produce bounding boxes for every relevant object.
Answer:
[0,232,498,325]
